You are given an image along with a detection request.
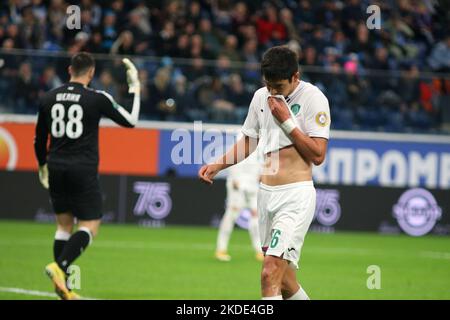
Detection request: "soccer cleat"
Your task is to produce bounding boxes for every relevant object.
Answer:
[66,291,81,300]
[255,252,264,262]
[215,251,231,262]
[44,262,73,300]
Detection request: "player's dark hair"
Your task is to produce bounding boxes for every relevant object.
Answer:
[261,46,299,82]
[70,52,95,76]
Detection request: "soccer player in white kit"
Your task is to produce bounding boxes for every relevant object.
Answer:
[199,46,330,300]
[215,151,264,262]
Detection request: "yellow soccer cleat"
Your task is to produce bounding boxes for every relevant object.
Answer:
[54,289,81,300]
[66,291,81,300]
[215,251,231,262]
[45,262,73,300]
[255,252,264,262]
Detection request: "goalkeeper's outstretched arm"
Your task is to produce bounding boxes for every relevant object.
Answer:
[98,58,141,128]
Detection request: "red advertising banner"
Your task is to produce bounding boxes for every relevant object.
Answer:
[0,123,159,176]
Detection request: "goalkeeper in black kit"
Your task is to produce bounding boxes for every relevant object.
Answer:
[34,52,141,300]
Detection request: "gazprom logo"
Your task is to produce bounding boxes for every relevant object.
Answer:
[0,127,18,170]
[393,188,442,236]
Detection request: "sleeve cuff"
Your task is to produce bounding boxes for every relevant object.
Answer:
[241,128,259,139]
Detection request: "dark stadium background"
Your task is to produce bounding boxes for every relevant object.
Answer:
[0,0,449,300]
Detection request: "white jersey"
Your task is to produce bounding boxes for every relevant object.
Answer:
[241,80,330,154]
[226,151,260,192]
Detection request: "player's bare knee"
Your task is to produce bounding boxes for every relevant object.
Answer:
[56,219,74,233]
[261,268,275,290]
[90,228,98,238]
[57,224,73,234]
[79,220,101,237]
[261,258,282,284]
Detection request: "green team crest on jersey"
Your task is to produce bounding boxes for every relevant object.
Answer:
[291,104,301,115]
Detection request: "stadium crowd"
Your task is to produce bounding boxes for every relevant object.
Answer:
[0,0,449,133]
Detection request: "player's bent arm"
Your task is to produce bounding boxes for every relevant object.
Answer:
[215,135,257,170]
[118,57,141,127]
[34,111,50,189]
[268,95,329,165]
[34,111,49,166]
[289,129,328,165]
[115,91,140,128]
[98,90,140,128]
[99,58,141,128]
[198,135,257,184]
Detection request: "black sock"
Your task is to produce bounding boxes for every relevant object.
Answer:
[53,239,68,261]
[56,230,91,273]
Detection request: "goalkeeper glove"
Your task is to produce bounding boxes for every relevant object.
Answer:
[38,164,49,189]
[122,58,140,94]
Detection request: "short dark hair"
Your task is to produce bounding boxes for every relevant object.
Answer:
[261,46,298,82]
[70,52,95,76]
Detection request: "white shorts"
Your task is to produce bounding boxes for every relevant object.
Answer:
[226,183,257,212]
[258,181,316,269]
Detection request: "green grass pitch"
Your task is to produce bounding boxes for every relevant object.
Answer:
[0,220,449,300]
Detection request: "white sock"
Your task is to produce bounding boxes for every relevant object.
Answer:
[216,208,238,252]
[78,226,93,245]
[287,286,310,300]
[55,230,71,241]
[262,295,283,300]
[248,215,261,253]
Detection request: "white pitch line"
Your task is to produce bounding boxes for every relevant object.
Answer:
[420,251,450,260]
[0,286,57,298]
[0,286,99,300]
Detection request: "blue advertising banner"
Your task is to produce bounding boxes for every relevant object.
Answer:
[313,137,450,189]
[157,126,450,190]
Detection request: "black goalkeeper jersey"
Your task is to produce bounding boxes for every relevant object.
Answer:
[34,82,134,167]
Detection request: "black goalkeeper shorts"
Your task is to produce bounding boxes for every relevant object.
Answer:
[48,163,102,221]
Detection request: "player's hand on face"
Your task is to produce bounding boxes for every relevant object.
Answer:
[38,164,49,189]
[268,96,290,123]
[198,164,220,185]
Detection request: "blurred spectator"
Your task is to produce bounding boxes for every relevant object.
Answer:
[147,67,178,120]
[427,35,450,72]
[92,70,118,97]
[198,75,235,123]
[228,73,251,107]
[0,0,447,133]
[111,31,135,55]
[173,33,191,59]
[18,5,43,49]
[14,61,39,114]
[255,3,287,47]
[38,65,62,94]
[100,11,118,52]
[280,8,300,42]
[81,0,102,28]
[222,35,241,62]
[199,18,222,56]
